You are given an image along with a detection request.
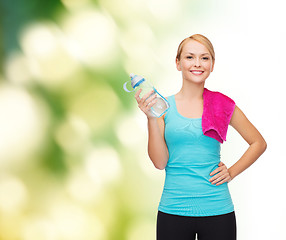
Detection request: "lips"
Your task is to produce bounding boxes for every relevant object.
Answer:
[190,70,204,75]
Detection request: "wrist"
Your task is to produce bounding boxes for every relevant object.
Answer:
[228,167,237,180]
[147,115,157,121]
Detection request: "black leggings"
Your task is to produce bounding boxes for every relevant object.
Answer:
[157,210,236,240]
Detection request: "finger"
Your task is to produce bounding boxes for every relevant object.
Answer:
[218,162,225,166]
[146,98,157,110]
[210,166,222,176]
[141,89,155,103]
[216,176,232,186]
[211,174,224,184]
[211,173,229,184]
[143,94,157,108]
[215,180,226,186]
[209,171,224,182]
[134,89,142,102]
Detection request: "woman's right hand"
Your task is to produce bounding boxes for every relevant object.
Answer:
[134,89,157,119]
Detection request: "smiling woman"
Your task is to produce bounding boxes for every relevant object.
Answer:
[134,34,267,240]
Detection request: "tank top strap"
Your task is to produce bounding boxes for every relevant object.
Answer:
[167,95,174,103]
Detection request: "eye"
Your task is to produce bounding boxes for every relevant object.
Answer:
[186,56,193,59]
[202,57,209,60]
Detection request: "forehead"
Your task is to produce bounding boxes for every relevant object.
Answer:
[181,39,210,54]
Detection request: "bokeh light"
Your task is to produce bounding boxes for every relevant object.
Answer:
[0,0,284,239]
[0,85,48,168]
[0,175,28,213]
[61,8,118,68]
[20,22,80,86]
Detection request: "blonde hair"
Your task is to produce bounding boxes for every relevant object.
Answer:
[176,34,215,62]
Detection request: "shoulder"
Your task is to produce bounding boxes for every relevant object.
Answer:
[204,88,235,104]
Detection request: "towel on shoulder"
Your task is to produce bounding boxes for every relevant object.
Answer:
[202,88,236,143]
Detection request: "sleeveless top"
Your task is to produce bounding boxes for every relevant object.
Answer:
[158,95,234,216]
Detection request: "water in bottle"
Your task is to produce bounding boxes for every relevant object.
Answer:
[123,73,170,117]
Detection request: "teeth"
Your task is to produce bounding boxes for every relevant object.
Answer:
[192,71,203,74]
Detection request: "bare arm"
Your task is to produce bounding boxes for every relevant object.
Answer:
[135,89,169,170]
[228,105,267,179]
[147,116,169,170]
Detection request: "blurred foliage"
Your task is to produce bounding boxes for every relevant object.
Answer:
[0,0,65,53]
[0,0,166,239]
[0,0,230,239]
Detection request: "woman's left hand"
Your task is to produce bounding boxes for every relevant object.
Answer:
[209,162,232,186]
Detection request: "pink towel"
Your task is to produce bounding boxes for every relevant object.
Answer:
[202,88,236,143]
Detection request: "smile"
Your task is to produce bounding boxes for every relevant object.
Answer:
[190,70,204,75]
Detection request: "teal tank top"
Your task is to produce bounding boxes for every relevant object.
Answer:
[158,95,234,216]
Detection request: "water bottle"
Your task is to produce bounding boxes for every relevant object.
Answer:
[123,73,170,117]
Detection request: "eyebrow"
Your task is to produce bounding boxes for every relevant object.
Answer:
[187,52,210,56]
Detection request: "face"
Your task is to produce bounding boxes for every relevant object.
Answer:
[176,39,214,84]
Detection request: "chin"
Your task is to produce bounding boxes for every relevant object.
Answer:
[185,77,207,84]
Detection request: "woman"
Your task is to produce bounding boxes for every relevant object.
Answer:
[134,34,267,240]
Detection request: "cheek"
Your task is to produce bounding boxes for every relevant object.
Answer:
[181,61,190,69]
[204,62,213,71]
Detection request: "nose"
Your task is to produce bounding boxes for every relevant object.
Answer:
[194,57,201,67]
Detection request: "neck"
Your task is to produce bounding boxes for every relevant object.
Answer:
[177,81,205,101]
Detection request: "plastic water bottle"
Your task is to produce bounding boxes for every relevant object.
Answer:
[123,73,170,118]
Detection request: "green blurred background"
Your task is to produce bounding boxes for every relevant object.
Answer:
[0,0,285,239]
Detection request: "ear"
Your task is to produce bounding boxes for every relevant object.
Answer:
[176,58,181,71]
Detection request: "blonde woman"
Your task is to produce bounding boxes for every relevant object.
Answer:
[135,34,267,240]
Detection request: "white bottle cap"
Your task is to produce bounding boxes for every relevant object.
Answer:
[129,73,144,88]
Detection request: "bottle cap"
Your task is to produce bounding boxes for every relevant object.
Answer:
[129,73,145,88]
